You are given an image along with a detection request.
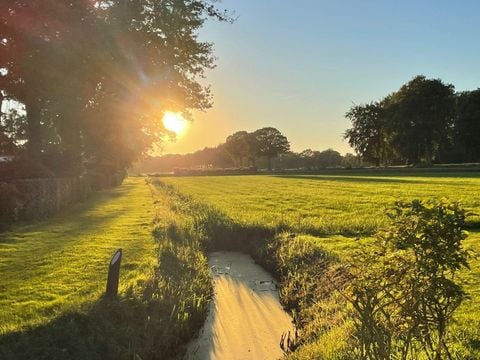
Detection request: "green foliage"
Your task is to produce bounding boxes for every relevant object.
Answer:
[254,127,291,169]
[387,76,456,166]
[345,102,389,167]
[224,131,258,167]
[345,200,470,359]
[299,148,344,169]
[344,75,475,167]
[453,89,480,162]
[0,1,230,176]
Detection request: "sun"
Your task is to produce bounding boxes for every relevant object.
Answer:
[162,111,187,136]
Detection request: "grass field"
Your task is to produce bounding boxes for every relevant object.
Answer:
[0,178,156,335]
[161,173,480,236]
[161,172,480,358]
[2,173,479,359]
[0,177,212,360]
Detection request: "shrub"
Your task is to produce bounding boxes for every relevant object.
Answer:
[344,200,470,359]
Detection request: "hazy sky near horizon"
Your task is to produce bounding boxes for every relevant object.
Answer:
[162,0,480,155]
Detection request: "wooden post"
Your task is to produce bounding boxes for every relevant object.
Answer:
[106,248,122,299]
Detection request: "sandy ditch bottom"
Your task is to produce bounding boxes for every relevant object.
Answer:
[184,251,294,360]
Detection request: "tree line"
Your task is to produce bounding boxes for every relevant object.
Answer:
[345,75,480,167]
[132,126,361,173]
[0,1,229,179]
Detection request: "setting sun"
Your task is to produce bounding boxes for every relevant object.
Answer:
[163,111,187,136]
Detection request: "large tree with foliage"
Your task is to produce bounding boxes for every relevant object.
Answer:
[453,89,480,162]
[344,102,389,167]
[386,76,455,166]
[224,131,258,167]
[0,1,230,177]
[253,127,290,170]
[0,1,99,173]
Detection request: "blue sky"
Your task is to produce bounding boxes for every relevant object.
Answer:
[164,0,480,154]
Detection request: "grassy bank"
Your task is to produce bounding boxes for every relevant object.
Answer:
[159,173,480,359]
[149,179,352,358]
[0,178,212,360]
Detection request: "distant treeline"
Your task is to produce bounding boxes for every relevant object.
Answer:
[132,126,363,173]
[345,75,480,166]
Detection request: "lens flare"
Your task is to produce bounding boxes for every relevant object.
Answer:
[162,111,187,135]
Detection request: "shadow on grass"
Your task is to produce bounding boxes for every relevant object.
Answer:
[0,180,139,236]
[0,289,203,360]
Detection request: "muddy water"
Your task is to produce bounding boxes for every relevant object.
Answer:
[184,251,294,360]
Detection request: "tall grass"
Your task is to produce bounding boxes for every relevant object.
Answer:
[150,179,354,359]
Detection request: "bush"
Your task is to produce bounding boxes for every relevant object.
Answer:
[344,200,470,359]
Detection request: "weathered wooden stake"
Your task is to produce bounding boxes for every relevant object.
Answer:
[106,248,122,299]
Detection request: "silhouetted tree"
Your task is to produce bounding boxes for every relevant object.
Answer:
[0,0,98,173]
[253,127,290,170]
[225,131,254,166]
[345,102,388,167]
[342,153,364,168]
[386,76,455,166]
[316,149,343,168]
[454,89,480,162]
[0,1,231,178]
[299,149,317,169]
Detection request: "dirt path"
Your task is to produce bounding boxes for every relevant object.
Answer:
[184,251,294,360]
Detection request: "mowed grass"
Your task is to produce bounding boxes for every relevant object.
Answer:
[161,173,480,236]
[0,177,156,335]
[162,172,480,356]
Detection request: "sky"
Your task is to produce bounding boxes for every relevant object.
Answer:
[162,0,480,155]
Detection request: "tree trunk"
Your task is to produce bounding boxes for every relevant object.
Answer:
[425,143,433,167]
[267,156,272,171]
[24,95,42,159]
[376,134,382,167]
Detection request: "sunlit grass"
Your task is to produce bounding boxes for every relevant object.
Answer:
[0,178,156,334]
[162,172,480,358]
[162,173,480,236]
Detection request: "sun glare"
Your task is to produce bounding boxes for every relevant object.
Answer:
[163,112,187,136]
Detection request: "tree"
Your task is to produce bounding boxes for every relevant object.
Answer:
[0,102,26,154]
[299,149,317,169]
[344,102,389,167]
[342,153,363,168]
[224,131,257,167]
[386,76,455,166]
[0,1,231,177]
[253,127,290,170]
[315,149,342,168]
[453,89,480,162]
[0,1,98,172]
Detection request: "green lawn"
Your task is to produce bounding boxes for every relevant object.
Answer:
[0,178,156,335]
[2,173,479,358]
[161,173,480,357]
[161,174,480,236]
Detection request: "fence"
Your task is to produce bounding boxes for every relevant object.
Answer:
[0,171,125,225]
